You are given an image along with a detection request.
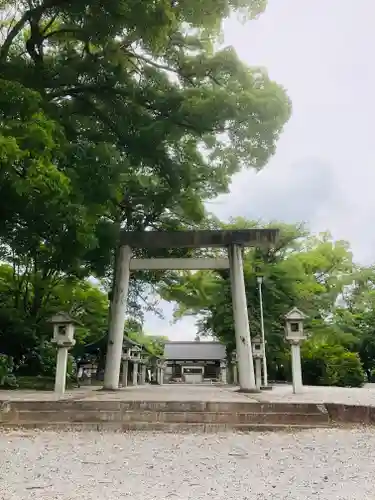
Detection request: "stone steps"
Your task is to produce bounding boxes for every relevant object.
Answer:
[0,421,331,433]
[0,400,327,413]
[0,399,331,431]
[4,409,329,425]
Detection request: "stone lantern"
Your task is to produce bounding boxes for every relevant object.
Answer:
[130,346,142,386]
[49,312,80,395]
[251,335,263,391]
[284,307,307,394]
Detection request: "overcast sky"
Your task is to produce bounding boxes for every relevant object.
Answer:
[143,0,375,340]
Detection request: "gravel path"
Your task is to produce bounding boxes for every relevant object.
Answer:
[1,429,374,500]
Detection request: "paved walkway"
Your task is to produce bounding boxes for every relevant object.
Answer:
[2,383,375,405]
[0,385,253,403]
[252,383,375,406]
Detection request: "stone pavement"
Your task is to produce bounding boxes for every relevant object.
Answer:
[2,383,375,406]
[0,384,254,402]
[252,383,375,407]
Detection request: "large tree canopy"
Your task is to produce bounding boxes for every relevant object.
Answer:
[0,0,290,244]
[0,0,290,314]
[0,0,291,376]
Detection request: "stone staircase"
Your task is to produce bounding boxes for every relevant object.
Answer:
[0,400,331,432]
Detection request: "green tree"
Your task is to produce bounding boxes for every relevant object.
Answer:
[0,0,290,356]
[0,261,109,372]
[333,267,375,380]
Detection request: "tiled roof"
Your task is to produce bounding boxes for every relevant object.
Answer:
[163,341,226,360]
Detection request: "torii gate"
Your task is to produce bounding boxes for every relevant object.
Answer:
[103,229,279,392]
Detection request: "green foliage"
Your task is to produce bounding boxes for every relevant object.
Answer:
[358,335,375,381]
[0,0,290,360]
[0,354,9,384]
[127,329,167,357]
[0,260,110,374]
[0,354,18,388]
[301,342,364,388]
[16,375,75,390]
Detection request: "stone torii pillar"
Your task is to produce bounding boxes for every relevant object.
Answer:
[228,244,257,392]
[104,245,132,390]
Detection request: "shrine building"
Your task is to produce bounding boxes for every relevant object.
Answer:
[163,341,228,384]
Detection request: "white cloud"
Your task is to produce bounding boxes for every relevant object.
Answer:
[144,0,375,340]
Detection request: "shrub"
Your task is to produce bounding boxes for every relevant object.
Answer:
[0,354,18,388]
[328,351,365,388]
[16,342,74,378]
[301,342,365,388]
[0,354,8,384]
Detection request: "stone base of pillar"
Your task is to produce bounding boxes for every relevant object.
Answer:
[260,385,273,391]
[236,388,261,394]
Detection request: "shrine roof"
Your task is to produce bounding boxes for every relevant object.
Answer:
[163,341,226,361]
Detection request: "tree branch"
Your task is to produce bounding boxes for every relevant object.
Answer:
[0,0,72,63]
[0,10,32,63]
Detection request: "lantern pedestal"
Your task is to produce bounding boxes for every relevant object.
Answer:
[55,347,68,395]
[251,336,263,392]
[290,341,303,394]
[53,340,76,396]
[254,357,262,391]
[220,360,227,384]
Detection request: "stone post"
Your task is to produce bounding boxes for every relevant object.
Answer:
[104,245,132,390]
[255,357,262,392]
[55,347,69,395]
[232,362,238,385]
[121,359,129,387]
[228,244,257,392]
[220,360,227,384]
[290,341,303,394]
[132,362,138,386]
[140,364,147,385]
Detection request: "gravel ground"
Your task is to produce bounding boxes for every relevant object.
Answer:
[1,429,375,500]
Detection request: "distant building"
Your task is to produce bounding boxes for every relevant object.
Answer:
[163,341,227,384]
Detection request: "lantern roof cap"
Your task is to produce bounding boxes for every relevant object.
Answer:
[284,307,307,321]
[48,312,82,325]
